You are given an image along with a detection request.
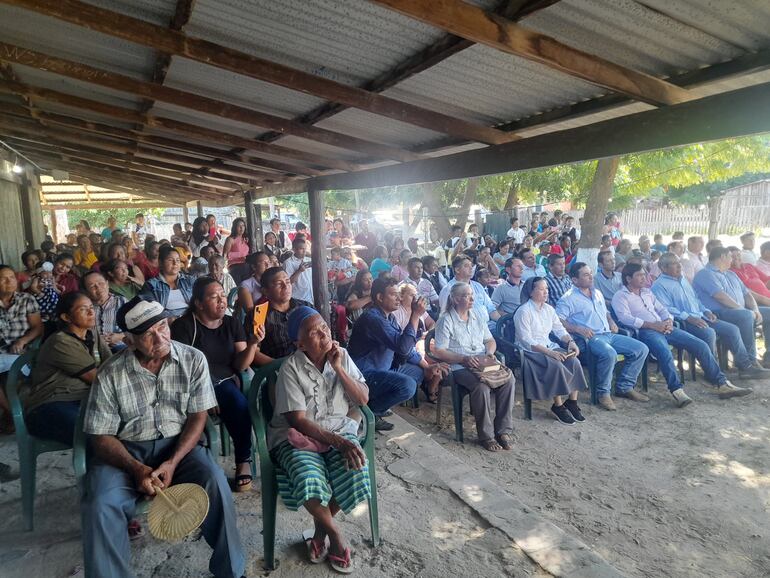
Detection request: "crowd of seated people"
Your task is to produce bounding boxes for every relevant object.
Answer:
[1,210,770,575]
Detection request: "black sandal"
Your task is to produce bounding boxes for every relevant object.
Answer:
[234,462,252,492]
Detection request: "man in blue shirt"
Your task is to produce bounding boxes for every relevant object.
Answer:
[594,251,623,301]
[520,248,546,281]
[693,247,770,368]
[653,252,767,379]
[556,262,648,411]
[348,277,440,430]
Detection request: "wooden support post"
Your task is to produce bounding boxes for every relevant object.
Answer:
[49,209,58,243]
[254,203,264,251]
[182,204,189,225]
[196,200,204,218]
[402,201,409,240]
[707,196,722,240]
[244,189,258,253]
[308,185,330,323]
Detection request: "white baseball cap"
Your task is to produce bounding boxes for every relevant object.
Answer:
[117,296,172,335]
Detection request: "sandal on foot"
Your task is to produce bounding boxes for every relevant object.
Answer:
[234,474,252,493]
[328,547,354,574]
[302,529,328,564]
[481,439,502,452]
[127,519,144,541]
[496,434,513,451]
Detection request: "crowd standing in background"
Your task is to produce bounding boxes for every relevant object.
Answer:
[0,208,768,575]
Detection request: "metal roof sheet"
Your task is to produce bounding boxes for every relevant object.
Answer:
[83,0,178,27]
[162,56,327,120]
[0,4,156,77]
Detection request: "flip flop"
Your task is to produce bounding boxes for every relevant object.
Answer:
[127,519,144,541]
[481,439,502,452]
[496,434,513,451]
[302,529,328,564]
[328,547,354,574]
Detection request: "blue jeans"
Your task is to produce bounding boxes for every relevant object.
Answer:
[638,327,725,391]
[26,400,81,445]
[715,308,760,361]
[587,333,648,395]
[684,319,753,370]
[214,378,252,464]
[363,363,421,416]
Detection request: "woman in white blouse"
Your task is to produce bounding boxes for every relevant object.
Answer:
[432,282,515,451]
[513,277,587,425]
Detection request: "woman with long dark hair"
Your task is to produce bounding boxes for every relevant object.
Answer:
[140,245,194,319]
[345,269,373,325]
[26,292,111,444]
[171,277,263,491]
[189,216,223,258]
[223,217,250,284]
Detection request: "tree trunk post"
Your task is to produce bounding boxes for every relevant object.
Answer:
[196,200,204,218]
[308,185,331,324]
[49,209,58,243]
[575,157,620,269]
[243,190,257,253]
[182,204,189,226]
[707,196,722,240]
[254,203,264,250]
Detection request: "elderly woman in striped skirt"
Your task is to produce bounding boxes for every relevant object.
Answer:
[267,306,370,574]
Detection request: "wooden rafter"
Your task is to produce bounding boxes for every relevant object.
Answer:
[258,0,561,144]
[0,44,422,164]
[0,74,360,172]
[0,0,516,146]
[370,0,693,106]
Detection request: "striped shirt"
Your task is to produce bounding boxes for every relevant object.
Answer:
[545,274,572,307]
[84,341,216,441]
[94,293,126,335]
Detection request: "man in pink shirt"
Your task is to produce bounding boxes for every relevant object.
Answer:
[729,247,770,305]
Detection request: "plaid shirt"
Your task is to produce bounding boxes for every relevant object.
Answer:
[0,292,39,353]
[545,274,573,307]
[94,293,126,335]
[84,341,216,441]
[259,298,311,359]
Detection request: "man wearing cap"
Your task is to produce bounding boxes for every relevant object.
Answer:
[81,296,246,578]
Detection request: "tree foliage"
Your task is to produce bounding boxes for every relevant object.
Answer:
[66,208,166,232]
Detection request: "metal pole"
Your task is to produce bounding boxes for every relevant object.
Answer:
[254,203,264,250]
[244,190,257,253]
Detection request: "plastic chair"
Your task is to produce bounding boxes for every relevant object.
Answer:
[209,370,257,478]
[424,329,459,432]
[5,345,72,531]
[227,286,247,326]
[494,313,533,419]
[247,358,380,570]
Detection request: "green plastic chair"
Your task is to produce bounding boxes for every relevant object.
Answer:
[247,358,380,570]
[5,344,73,531]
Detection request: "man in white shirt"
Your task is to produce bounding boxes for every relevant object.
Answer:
[519,248,546,281]
[403,257,439,309]
[283,237,313,303]
[506,217,525,246]
[681,236,706,283]
[438,255,499,328]
[740,232,758,266]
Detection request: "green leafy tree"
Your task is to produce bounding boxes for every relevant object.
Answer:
[66,208,166,233]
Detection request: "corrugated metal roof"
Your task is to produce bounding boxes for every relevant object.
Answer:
[162,56,327,120]
[149,100,268,139]
[83,0,178,27]
[0,3,156,77]
[184,0,494,86]
[525,0,744,76]
[384,43,604,126]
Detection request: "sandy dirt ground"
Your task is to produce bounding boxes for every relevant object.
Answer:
[0,428,546,578]
[401,363,770,578]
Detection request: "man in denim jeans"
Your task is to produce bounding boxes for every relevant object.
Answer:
[556,262,648,411]
[613,263,749,408]
[348,277,442,431]
[653,252,768,380]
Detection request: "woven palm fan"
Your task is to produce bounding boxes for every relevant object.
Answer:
[147,483,210,542]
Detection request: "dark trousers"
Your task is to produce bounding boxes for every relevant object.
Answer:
[81,437,245,578]
[214,378,252,464]
[363,363,422,416]
[26,400,81,445]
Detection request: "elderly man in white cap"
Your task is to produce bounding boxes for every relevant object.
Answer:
[80,295,246,578]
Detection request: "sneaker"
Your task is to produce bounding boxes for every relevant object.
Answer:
[598,395,617,411]
[671,388,693,408]
[564,399,585,422]
[616,389,650,402]
[374,416,394,431]
[382,409,394,417]
[551,403,575,425]
[716,380,752,399]
[738,365,770,379]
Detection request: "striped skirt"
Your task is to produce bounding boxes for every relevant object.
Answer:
[272,433,371,514]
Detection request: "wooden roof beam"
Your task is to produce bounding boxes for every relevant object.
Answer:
[371,0,693,106]
[0,76,358,172]
[0,122,282,182]
[0,43,421,163]
[0,0,515,145]
[258,0,560,143]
